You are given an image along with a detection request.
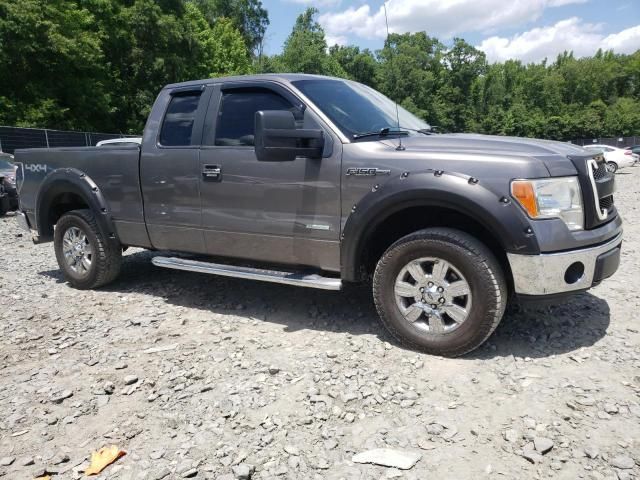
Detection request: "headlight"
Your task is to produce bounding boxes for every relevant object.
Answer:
[511,177,584,231]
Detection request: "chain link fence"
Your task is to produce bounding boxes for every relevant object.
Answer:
[0,126,139,154]
[572,136,640,148]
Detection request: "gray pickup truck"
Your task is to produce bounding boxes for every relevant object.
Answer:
[15,74,622,357]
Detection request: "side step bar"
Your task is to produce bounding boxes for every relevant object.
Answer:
[152,256,342,291]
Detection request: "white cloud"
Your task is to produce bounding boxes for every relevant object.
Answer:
[478,18,640,63]
[325,34,349,47]
[318,0,588,42]
[546,0,587,5]
[285,0,342,6]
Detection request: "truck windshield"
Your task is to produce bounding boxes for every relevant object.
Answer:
[292,79,430,140]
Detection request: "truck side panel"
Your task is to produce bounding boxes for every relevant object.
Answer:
[16,146,150,248]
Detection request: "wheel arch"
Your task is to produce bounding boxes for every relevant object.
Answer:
[341,171,539,284]
[35,168,118,243]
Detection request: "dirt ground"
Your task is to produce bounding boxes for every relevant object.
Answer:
[1,169,639,480]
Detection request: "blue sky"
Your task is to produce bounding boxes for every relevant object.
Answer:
[261,0,640,63]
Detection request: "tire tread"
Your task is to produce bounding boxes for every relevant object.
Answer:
[54,209,121,289]
[372,228,506,357]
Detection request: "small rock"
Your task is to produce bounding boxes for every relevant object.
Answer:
[152,468,171,480]
[284,445,299,456]
[124,375,138,385]
[232,463,255,479]
[584,446,599,459]
[352,448,421,470]
[311,457,330,469]
[51,453,70,465]
[19,457,35,466]
[0,456,15,466]
[181,468,198,478]
[522,449,544,464]
[609,456,635,469]
[268,366,280,375]
[504,429,519,443]
[51,390,73,404]
[103,381,115,395]
[149,450,165,460]
[534,437,554,454]
[324,438,338,450]
[427,423,444,435]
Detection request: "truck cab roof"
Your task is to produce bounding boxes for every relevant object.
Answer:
[163,73,342,90]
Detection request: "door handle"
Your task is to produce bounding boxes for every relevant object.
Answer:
[202,164,222,181]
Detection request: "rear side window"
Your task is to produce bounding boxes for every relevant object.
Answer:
[215,89,293,146]
[159,92,201,146]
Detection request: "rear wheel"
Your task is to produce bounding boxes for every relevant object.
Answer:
[54,209,122,289]
[373,228,507,357]
[606,161,618,173]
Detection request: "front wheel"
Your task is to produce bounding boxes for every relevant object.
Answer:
[606,161,618,173]
[373,228,507,357]
[54,209,122,289]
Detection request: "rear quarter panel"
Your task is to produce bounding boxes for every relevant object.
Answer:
[16,146,147,246]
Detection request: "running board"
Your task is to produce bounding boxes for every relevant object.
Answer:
[151,256,342,291]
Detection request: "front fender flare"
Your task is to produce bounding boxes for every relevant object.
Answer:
[340,170,539,281]
[35,168,118,243]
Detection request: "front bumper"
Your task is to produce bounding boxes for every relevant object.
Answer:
[507,232,622,296]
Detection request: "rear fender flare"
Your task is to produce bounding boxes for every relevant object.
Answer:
[35,168,117,243]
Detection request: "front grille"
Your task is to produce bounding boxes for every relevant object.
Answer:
[567,153,616,229]
[592,160,608,180]
[600,195,614,211]
[587,156,615,222]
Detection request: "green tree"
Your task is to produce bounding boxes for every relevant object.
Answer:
[0,0,111,129]
[376,32,444,124]
[329,45,378,86]
[190,0,268,56]
[279,8,345,76]
[208,17,251,76]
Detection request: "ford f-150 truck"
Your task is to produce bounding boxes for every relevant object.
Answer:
[15,74,622,357]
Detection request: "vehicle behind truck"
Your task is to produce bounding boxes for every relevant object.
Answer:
[15,74,623,357]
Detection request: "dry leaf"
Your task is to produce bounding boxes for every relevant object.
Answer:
[35,476,51,480]
[85,445,126,476]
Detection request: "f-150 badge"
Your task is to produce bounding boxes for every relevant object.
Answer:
[346,167,391,176]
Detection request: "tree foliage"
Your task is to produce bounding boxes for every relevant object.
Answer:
[0,2,638,139]
[0,0,256,131]
[262,8,345,76]
[188,0,268,56]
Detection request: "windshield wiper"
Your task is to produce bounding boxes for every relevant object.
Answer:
[353,127,409,140]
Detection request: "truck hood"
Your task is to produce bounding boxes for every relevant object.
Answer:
[397,133,586,176]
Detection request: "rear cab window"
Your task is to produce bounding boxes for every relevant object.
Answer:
[159,92,202,146]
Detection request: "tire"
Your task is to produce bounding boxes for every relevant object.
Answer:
[606,161,618,173]
[373,228,507,357]
[54,209,122,289]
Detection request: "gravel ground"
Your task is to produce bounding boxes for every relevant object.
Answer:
[1,170,639,480]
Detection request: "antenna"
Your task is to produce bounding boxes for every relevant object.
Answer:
[383,2,405,151]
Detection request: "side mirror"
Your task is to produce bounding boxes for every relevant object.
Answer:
[254,110,324,162]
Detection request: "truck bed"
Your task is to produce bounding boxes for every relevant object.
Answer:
[16,145,147,246]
